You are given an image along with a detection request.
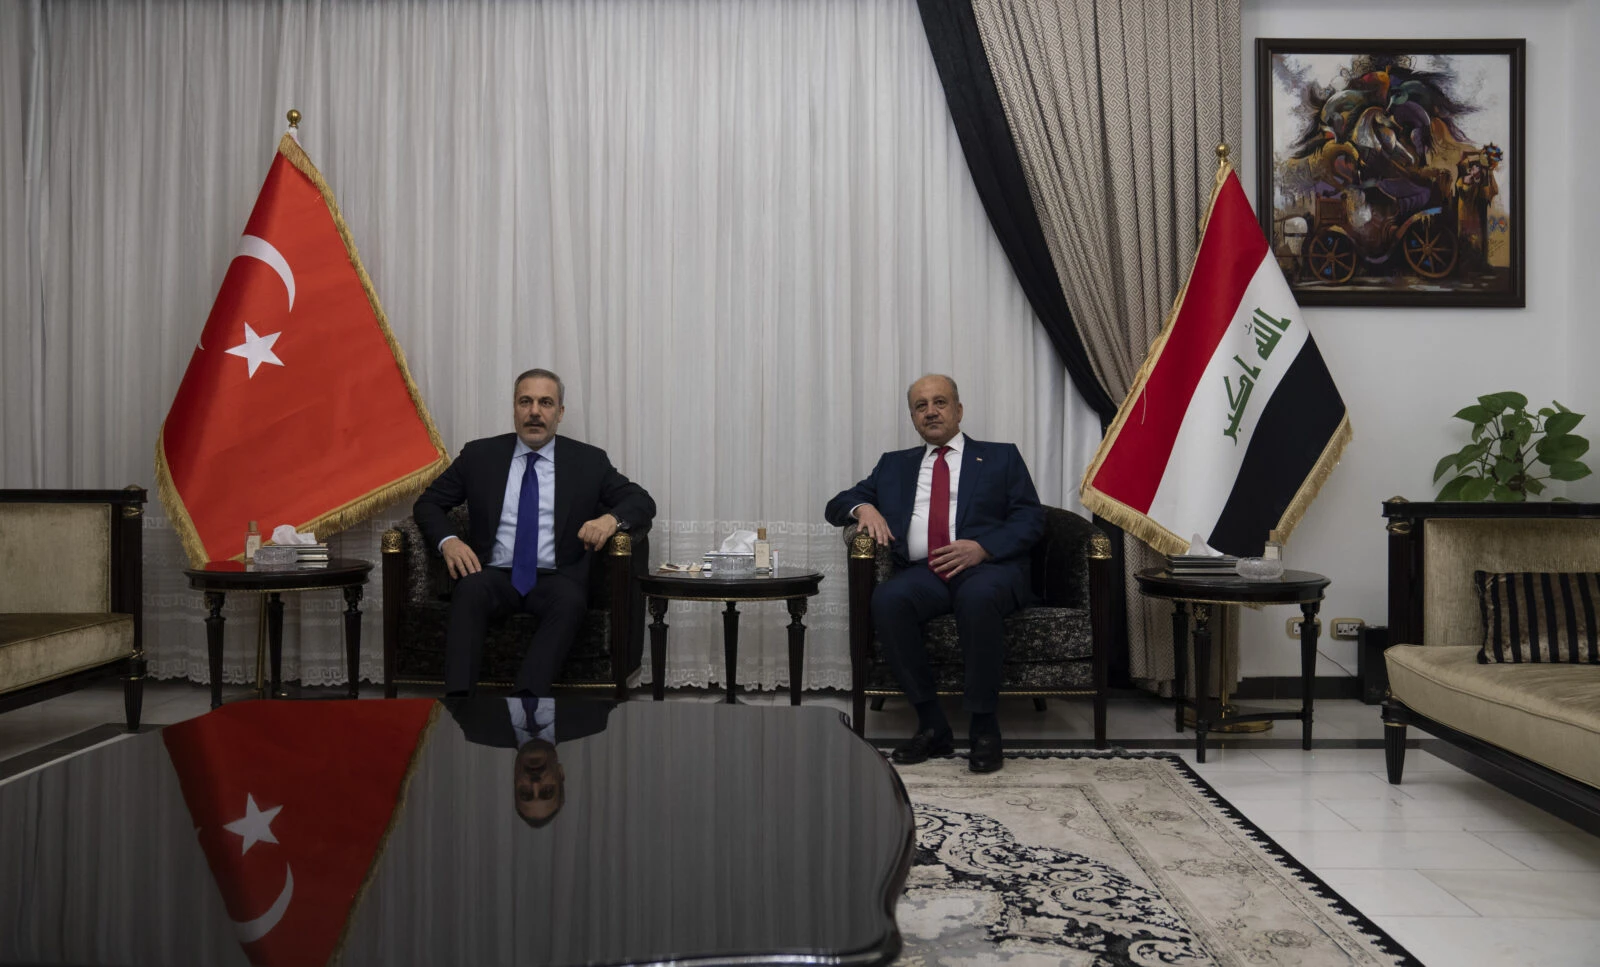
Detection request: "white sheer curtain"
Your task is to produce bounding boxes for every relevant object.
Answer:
[1,0,1102,690]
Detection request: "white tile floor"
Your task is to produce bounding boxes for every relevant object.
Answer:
[4,683,1597,965]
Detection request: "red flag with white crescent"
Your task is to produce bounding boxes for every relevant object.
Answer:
[1080,163,1351,556]
[162,699,437,967]
[156,131,447,566]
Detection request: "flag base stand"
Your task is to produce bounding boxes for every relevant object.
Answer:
[1183,704,1274,733]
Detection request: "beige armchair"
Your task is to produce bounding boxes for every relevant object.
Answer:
[0,488,146,729]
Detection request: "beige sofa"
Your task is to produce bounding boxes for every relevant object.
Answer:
[0,489,146,729]
[1381,500,1600,818]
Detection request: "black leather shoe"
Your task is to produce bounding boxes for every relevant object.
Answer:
[968,732,1004,773]
[890,728,954,765]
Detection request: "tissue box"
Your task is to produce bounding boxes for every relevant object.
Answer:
[704,551,756,575]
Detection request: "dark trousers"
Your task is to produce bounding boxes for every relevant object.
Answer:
[443,566,587,696]
[870,561,1021,715]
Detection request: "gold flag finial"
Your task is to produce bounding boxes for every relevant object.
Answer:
[1216,143,1230,168]
[287,109,302,129]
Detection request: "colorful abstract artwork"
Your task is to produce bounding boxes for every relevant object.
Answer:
[1256,39,1524,307]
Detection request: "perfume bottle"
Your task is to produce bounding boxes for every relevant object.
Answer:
[753,527,772,573]
[244,520,262,562]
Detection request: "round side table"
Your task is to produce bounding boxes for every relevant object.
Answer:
[184,558,374,708]
[1135,567,1331,762]
[635,567,825,705]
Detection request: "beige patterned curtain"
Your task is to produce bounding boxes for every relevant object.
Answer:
[969,0,1242,692]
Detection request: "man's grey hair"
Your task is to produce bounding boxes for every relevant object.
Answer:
[514,368,565,405]
[907,373,960,407]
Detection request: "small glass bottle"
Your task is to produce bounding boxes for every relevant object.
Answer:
[244,520,262,562]
[753,527,772,573]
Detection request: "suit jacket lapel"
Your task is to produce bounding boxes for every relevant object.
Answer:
[896,446,921,539]
[552,436,572,550]
[956,438,982,530]
[487,436,518,520]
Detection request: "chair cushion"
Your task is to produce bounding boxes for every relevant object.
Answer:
[864,607,1096,692]
[1386,643,1600,788]
[1475,570,1600,664]
[0,613,133,694]
[391,599,616,686]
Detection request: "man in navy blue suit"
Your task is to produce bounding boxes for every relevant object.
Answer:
[825,374,1043,773]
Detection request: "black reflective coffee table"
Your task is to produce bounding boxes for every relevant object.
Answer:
[637,567,825,704]
[0,700,914,967]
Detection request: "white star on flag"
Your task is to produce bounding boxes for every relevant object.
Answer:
[225,323,284,377]
[224,793,283,854]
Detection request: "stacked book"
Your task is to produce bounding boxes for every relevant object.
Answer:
[1166,553,1240,577]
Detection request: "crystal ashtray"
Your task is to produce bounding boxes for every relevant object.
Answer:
[1234,557,1285,581]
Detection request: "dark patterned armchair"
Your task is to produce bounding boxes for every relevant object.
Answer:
[844,505,1113,747]
[381,507,649,699]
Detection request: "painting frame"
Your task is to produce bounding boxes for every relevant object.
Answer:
[1255,38,1525,308]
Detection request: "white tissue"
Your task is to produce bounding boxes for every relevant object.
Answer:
[719,529,757,554]
[1185,533,1222,557]
[270,525,319,546]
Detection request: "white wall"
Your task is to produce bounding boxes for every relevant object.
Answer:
[1238,0,1584,676]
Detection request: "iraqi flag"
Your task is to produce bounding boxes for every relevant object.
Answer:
[162,699,438,967]
[1080,162,1351,557]
[156,128,447,566]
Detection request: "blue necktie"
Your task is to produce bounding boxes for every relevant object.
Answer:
[512,452,540,595]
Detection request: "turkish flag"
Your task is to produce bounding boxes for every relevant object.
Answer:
[157,131,446,565]
[162,699,438,967]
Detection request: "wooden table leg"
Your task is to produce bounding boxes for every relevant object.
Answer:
[1171,602,1189,734]
[267,592,285,699]
[649,596,669,701]
[343,585,364,700]
[723,602,740,704]
[1300,599,1319,750]
[1191,603,1213,763]
[786,597,807,707]
[204,591,227,709]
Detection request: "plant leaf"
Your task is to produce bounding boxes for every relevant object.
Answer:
[1546,411,1584,436]
[1496,391,1529,410]
[1436,475,1472,501]
[1493,483,1523,502]
[1454,405,1496,425]
[1513,422,1533,445]
[1539,407,1556,417]
[1548,462,1593,481]
[1460,477,1496,501]
[1536,435,1590,462]
[1525,477,1547,495]
[1477,393,1507,412]
[1493,459,1517,483]
[1434,452,1462,482]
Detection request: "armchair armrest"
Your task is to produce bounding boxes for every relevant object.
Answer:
[843,525,879,735]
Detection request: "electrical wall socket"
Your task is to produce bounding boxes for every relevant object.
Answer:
[1330,618,1365,640]
[1285,616,1322,638]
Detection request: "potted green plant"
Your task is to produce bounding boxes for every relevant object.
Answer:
[1434,392,1590,501]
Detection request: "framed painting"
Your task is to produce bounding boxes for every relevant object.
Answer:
[1255,38,1524,307]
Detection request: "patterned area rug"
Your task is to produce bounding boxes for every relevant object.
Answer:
[893,753,1420,967]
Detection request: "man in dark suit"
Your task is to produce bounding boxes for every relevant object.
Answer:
[825,374,1043,773]
[444,696,616,827]
[414,368,656,697]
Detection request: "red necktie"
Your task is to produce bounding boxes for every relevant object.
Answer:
[928,445,952,580]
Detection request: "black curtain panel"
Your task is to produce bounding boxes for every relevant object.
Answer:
[914,0,1116,424]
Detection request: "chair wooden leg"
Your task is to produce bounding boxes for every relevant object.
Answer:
[124,653,145,732]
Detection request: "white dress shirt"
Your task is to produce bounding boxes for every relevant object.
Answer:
[439,437,557,569]
[508,696,557,745]
[906,432,963,562]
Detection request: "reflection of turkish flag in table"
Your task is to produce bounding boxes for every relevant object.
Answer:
[157,132,446,566]
[162,699,437,967]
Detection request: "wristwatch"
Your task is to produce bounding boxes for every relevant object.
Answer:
[611,514,630,532]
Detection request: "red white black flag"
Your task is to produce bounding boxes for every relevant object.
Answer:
[1081,162,1351,556]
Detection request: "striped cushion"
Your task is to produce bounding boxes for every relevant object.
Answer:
[1475,571,1600,664]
